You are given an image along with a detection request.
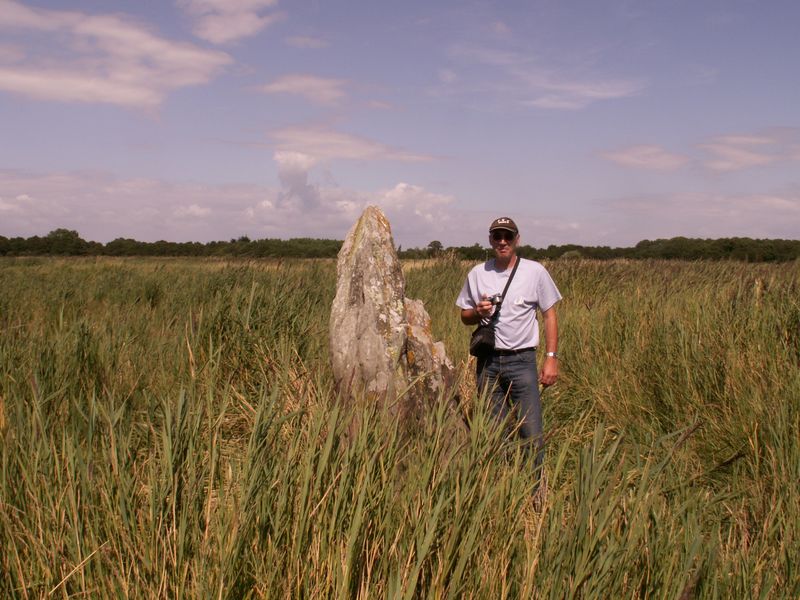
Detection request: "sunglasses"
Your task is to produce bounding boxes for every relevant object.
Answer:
[491,230,516,242]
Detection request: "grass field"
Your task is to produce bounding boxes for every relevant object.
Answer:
[1,256,798,598]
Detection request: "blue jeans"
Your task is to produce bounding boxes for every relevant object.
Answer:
[477,349,544,474]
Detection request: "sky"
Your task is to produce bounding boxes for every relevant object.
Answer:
[1,0,799,249]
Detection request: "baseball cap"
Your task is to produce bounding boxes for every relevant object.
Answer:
[489,217,518,234]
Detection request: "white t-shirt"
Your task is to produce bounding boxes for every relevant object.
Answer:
[456,257,561,350]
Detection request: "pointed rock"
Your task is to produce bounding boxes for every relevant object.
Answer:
[330,206,454,419]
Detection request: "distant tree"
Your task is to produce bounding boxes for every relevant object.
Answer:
[427,240,443,257]
[45,229,88,255]
[450,243,487,261]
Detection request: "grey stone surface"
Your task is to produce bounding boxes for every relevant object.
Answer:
[404,298,456,412]
[330,206,454,417]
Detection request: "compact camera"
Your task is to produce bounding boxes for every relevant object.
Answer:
[485,293,502,306]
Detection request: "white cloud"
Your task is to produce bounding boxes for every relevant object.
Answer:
[0,197,20,212]
[4,166,798,249]
[0,169,276,241]
[446,44,644,110]
[601,145,689,171]
[269,126,434,163]
[177,0,282,44]
[603,130,800,174]
[712,135,773,146]
[371,183,456,246]
[604,190,800,240]
[379,183,453,216]
[274,151,318,172]
[515,72,643,110]
[273,151,321,209]
[174,204,211,217]
[0,1,231,108]
[260,74,348,105]
[699,135,778,171]
[0,167,462,247]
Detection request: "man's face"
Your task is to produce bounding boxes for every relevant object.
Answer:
[489,228,518,260]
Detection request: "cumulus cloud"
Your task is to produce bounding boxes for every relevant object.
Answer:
[379,183,453,219]
[0,169,277,241]
[273,151,321,209]
[601,145,689,171]
[269,126,434,163]
[372,183,456,244]
[0,1,231,108]
[260,74,348,105]
[177,0,282,44]
[0,167,462,247]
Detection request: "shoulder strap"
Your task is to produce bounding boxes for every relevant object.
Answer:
[489,257,520,323]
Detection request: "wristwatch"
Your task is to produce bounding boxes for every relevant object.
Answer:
[545,351,558,358]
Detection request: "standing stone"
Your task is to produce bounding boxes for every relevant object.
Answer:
[330,206,454,420]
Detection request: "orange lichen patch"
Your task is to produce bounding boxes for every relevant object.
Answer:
[406,348,416,367]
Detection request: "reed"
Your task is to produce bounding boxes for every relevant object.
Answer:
[0,256,797,597]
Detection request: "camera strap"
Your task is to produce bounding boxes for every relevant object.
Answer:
[489,256,520,324]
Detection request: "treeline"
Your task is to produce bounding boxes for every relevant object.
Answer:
[402,237,800,262]
[0,229,342,259]
[1,229,799,262]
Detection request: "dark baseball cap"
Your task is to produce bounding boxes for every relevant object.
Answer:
[489,217,518,234]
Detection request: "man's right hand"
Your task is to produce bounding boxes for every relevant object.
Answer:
[475,298,493,318]
[460,298,493,325]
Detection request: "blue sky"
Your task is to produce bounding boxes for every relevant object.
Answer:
[1,0,798,248]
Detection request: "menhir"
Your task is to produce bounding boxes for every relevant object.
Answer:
[329,206,454,421]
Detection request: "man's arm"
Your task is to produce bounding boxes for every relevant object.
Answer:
[461,308,480,325]
[539,305,558,386]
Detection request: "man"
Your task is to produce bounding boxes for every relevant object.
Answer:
[456,217,561,476]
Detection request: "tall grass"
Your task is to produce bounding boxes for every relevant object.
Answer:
[1,256,798,597]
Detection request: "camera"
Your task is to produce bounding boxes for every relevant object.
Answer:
[485,293,502,306]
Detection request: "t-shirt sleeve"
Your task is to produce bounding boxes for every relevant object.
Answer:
[536,268,562,312]
[455,274,476,309]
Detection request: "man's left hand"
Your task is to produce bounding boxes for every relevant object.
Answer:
[539,357,558,387]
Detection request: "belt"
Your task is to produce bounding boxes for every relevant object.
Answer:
[491,347,536,356]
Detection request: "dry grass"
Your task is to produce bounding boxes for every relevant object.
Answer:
[1,256,798,597]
